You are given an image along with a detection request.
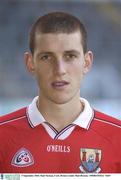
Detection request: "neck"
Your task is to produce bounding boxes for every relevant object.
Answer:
[37,95,83,131]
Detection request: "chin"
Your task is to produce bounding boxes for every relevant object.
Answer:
[50,95,75,105]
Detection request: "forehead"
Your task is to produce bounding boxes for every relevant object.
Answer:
[34,31,83,52]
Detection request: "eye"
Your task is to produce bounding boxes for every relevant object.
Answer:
[39,54,52,61]
[65,54,77,61]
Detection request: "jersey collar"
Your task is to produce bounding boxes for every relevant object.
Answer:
[27,96,94,130]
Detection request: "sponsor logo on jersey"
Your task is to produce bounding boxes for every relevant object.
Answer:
[46,144,71,153]
[11,148,34,167]
[79,148,102,173]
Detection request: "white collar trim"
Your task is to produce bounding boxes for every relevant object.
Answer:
[27,96,94,130]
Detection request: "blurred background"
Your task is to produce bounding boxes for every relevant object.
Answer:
[0,0,121,119]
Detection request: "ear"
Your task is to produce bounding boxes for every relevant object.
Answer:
[83,51,93,74]
[24,52,35,75]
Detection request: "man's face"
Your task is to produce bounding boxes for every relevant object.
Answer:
[25,31,93,104]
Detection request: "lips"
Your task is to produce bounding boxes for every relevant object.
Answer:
[51,81,69,88]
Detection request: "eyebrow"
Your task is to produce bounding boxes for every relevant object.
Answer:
[37,51,53,55]
[64,50,80,55]
[36,52,53,58]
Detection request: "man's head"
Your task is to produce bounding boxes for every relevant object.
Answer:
[29,11,87,55]
[25,12,93,105]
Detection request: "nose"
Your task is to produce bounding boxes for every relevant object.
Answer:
[53,60,66,76]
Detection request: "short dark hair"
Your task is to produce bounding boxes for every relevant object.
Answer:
[29,12,87,54]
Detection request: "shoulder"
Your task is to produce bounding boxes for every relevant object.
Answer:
[93,110,121,129]
[0,107,27,126]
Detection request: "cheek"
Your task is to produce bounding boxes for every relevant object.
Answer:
[71,63,84,78]
[35,68,52,86]
[77,60,86,76]
[73,65,85,89]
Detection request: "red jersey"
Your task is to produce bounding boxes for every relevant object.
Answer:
[0,97,121,173]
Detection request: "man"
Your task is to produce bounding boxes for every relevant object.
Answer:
[0,12,121,173]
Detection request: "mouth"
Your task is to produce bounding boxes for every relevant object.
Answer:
[51,81,70,89]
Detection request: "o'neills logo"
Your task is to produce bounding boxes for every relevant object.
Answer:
[47,145,71,153]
